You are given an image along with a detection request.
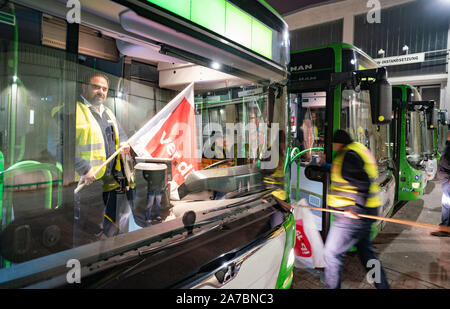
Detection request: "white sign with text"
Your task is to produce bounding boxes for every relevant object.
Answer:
[375,53,425,67]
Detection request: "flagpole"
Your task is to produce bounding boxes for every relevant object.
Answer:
[272,196,450,233]
[74,146,125,194]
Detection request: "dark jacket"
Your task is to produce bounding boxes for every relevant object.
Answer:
[341,151,371,206]
[323,150,371,204]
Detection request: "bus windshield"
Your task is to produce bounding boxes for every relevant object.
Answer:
[0,1,290,287]
[422,111,434,155]
[291,92,326,164]
[341,49,390,171]
[406,110,423,164]
[405,87,425,164]
[438,111,448,153]
[341,89,390,169]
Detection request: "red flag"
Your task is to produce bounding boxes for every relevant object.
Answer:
[128,83,198,187]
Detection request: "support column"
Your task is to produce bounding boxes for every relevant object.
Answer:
[343,14,354,45]
[62,22,79,185]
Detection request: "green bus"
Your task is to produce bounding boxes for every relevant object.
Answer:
[0,0,295,288]
[391,85,438,201]
[288,43,394,243]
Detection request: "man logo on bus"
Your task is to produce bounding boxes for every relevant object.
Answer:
[291,64,313,72]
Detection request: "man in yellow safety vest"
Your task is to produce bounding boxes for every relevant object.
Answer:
[74,72,135,240]
[321,129,390,289]
[48,72,135,242]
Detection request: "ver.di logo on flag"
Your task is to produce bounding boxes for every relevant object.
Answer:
[128,83,198,188]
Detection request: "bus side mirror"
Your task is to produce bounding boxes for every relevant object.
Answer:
[330,67,392,125]
[368,77,392,125]
[305,165,328,182]
[411,101,437,130]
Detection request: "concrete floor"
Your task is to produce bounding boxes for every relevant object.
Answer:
[291,179,450,289]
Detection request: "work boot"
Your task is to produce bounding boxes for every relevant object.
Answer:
[430,230,450,237]
[152,216,163,224]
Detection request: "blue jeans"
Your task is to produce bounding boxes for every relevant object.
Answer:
[323,218,390,289]
[146,190,162,221]
[440,182,450,226]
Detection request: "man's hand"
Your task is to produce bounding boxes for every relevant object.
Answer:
[80,167,97,185]
[343,210,360,220]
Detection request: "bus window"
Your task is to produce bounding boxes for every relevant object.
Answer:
[407,109,425,169]
[0,20,288,264]
[341,89,390,168]
[292,92,326,164]
[438,117,448,153]
[405,87,428,167]
[421,112,434,156]
[0,0,294,289]
[197,88,270,169]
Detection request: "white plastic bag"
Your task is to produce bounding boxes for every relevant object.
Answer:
[292,199,325,269]
[169,180,181,200]
[116,193,141,233]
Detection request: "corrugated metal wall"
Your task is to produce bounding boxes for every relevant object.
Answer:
[290,19,343,52]
[354,0,449,77]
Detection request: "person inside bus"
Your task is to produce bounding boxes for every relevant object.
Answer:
[76,72,135,238]
[208,130,227,200]
[48,72,135,241]
[298,109,320,162]
[210,130,227,160]
[319,130,390,289]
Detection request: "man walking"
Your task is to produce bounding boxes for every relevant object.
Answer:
[322,129,390,289]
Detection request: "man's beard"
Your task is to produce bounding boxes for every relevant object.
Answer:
[90,94,105,105]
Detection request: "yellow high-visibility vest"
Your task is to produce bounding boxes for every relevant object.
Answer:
[75,101,121,183]
[264,167,287,201]
[327,142,381,208]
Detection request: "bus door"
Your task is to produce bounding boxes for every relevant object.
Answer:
[290,91,327,233]
[420,106,437,181]
[392,86,425,201]
[406,105,428,189]
[340,88,395,221]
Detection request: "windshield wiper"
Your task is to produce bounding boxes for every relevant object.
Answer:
[203,188,276,215]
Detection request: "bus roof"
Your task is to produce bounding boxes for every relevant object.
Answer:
[291,42,375,63]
